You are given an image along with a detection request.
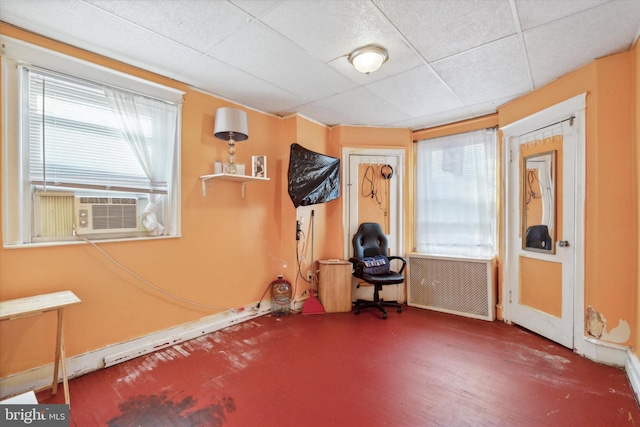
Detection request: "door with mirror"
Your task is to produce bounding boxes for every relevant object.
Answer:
[508,120,575,349]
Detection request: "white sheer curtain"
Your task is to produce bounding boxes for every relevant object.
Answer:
[415,128,497,258]
[104,88,179,235]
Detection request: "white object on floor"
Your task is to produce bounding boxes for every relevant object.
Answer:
[0,390,38,404]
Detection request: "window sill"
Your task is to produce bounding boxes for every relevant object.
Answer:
[3,234,181,249]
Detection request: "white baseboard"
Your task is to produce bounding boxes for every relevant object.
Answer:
[578,336,629,367]
[626,350,640,404]
[0,301,271,400]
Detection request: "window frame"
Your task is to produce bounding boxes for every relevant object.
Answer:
[414,128,498,258]
[1,36,184,247]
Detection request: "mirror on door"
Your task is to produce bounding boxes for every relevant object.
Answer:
[522,150,556,253]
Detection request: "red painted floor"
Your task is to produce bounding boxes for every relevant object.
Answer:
[38,307,639,426]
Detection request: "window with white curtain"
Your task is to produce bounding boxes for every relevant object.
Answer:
[1,38,182,246]
[415,128,497,258]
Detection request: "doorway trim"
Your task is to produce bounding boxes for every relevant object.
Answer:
[341,147,405,260]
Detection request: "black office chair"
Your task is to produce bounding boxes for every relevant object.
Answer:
[350,222,406,319]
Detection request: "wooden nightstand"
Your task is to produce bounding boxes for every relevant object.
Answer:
[316,260,352,313]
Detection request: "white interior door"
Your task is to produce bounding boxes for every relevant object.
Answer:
[507,119,576,348]
[343,149,404,303]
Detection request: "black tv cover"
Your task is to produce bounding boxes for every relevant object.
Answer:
[288,143,340,208]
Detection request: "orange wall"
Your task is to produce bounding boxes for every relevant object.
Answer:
[499,50,637,346]
[281,115,340,289]
[0,25,331,378]
[634,41,640,351]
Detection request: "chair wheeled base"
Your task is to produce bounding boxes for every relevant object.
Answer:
[354,284,403,319]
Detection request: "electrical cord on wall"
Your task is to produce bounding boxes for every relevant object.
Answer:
[256,228,311,310]
[360,164,388,216]
[361,164,380,202]
[255,279,274,311]
[291,212,318,306]
[296,229,311,284]
[81,238,236,312]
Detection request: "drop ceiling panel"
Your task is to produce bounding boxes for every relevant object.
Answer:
[230,0,281,18]
[366,65,464,118]
[0,0,202,79]
[206,21,357,101]
[375,0,516,62]
[292,103,349,128]
[298,87,410,127]
[261,0,425,83]
[388,106,475,131]
[467,94,527,117]
[515,0,610,31]
[86,0,251,53]
[432,35,532,106]
[525,0,640,87]
[175,54,306,113]
[259,0,400,62]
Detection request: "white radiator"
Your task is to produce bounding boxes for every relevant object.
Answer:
[407,253,497,321]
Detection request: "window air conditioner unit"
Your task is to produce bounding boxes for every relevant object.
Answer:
[74,196,139,235]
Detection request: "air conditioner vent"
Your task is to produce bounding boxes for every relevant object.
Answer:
[75,196,139,235]
[33,191,74,237]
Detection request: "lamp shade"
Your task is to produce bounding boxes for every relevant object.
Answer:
[348,45,388,74]
[214,107,249,141]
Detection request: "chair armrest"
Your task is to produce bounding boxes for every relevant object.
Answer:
[349,257,364,278]
[388,255,407,274]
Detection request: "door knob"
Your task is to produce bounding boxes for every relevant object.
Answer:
[558,240,570,247]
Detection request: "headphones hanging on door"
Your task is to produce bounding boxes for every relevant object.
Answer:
[380,164,393,179]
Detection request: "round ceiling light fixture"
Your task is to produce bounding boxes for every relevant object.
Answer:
[348,45,389,74]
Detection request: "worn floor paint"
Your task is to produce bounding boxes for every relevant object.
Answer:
[107,393,235,427]
[37,307,640,426]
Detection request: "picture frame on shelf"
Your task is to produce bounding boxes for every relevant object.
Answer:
[252,155,266,178]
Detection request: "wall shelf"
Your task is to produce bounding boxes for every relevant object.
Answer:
[200,173,270,198]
